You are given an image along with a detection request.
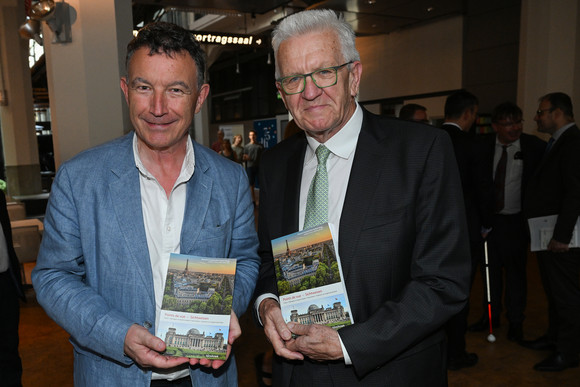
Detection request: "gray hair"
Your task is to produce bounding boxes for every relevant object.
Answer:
[272,9,360,79]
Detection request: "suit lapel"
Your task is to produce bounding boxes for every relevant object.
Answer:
[339,113,385,277]
[180,142,213,254]
[108,134,154,302]
[282,137,306,234]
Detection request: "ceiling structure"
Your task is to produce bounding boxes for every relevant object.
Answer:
[131,0,465,37]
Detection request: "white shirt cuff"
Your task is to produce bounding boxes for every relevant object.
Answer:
[254,293,279,326]
[338,334,352,365]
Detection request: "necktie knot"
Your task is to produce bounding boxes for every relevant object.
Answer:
[316,145,331,165]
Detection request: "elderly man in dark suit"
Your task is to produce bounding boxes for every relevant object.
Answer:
[253,9,471,386]
[523,92,580,371]
[0,190,25,386]
[475,102,545,343]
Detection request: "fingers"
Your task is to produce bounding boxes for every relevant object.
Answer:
[260,300,303,360]
[124,324,189,369]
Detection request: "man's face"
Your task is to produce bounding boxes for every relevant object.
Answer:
[248,131,256,143]
[120,47,209,152]
[493,115,523,144]
[276,30,361,142]
[534,99,557,134]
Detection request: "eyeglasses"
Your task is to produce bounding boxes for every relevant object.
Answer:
[496,119,524,128]
[536,107,554,116]
[276,62,353,95]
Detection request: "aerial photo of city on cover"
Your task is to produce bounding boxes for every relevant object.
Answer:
[157,254,236,359]
[271,224,353,330]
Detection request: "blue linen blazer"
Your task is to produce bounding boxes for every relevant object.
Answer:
[32,132,260,387]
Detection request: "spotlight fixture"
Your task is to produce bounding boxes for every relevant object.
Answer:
[30,0,73,44]
[19,18,43,45]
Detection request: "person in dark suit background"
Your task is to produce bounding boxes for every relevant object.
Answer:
[398,103,429,123]
[0,190,25,387]
[253,9,471,386]
[474,102,545,343]
[440,90,494,370]
[523,92,580,371]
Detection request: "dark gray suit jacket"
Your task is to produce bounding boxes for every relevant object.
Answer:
[524,125,580,244]
[255,108,471,386]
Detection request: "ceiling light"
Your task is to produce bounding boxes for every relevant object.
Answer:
[31,0,56,20]
[30,0,73,44]
[19,18,43,45]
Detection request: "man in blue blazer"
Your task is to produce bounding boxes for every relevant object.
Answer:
[32,22,259,387]
[253,10,471,386]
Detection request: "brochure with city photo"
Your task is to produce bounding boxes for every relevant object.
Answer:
[156,253,236,360]
[272,223,353,330]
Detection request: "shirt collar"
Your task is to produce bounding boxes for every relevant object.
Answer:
[305,102,363,161]
[132,133,195,184]
[495,136,520,150]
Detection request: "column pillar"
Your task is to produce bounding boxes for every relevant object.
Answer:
[0,0,41,196]
[42,0,132,167]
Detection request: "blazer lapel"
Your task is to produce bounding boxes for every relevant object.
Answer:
[180,142,213,254]
[339,114,385,276]
[108,134,154,302]
[282,137,307,234]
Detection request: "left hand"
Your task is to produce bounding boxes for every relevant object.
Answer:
[189,310,241,369]
[548,239,570,253]
[285,322,344,362]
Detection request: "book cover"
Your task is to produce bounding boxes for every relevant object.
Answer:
[272,223,353,330]
[528,215,580,251]
[156,253,236,360]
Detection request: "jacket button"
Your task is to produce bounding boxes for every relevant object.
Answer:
[143,321,152,329]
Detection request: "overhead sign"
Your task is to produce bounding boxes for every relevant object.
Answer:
[191,31,265,47]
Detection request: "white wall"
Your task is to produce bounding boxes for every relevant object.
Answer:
[358,16,464,118]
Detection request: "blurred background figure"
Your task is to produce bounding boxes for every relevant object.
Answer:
[211,128,225,152]
[242,130,263,206]
[220,139,238,162]
[232,134,244,163]
[399,103,429,123]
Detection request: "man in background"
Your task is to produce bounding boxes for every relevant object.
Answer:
[476,102,545,343]
[242,130,263,206]
[32,22,259,387]
[253,9,470,386]
[398,103,429,123]
[523,92,580,372]
[0,190,25,387]
[211,129,225,152]
[441,90,494,370]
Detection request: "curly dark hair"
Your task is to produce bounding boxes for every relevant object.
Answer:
[125,22,206,89]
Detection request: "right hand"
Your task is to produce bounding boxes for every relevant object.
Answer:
[259,298,304,361]
[123,324,189,369]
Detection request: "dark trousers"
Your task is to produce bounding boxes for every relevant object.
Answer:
[486,213,528,323]
[445,238,483,357]
[0,270,23,387]
[537,249,580,358]
[150,375,192,387]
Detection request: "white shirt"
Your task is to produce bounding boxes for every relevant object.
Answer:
[255,103,363,364]
[133,134,194,381]
[494,138,522,214]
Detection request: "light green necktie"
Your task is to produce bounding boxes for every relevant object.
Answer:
[304,145,331,229]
